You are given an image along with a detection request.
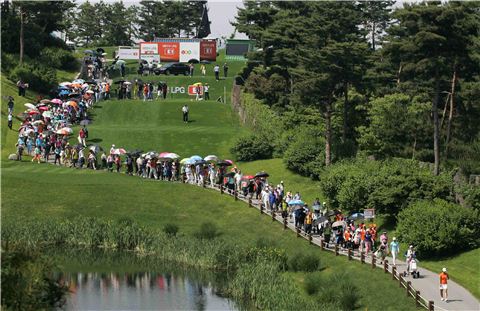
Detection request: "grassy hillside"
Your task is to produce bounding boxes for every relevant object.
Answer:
[87,99,247,158]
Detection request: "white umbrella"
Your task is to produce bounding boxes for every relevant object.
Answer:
[86,90,94,94]
[32,120,44,125]
[24,103,36,110]
[59,82,71,86]
[165,153,180,159]
[204,155,218,162]
[42,111,53,118]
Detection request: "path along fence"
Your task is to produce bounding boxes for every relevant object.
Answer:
[183,177,440,311]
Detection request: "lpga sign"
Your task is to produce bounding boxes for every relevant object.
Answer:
[364,208,375,219]
[168,85,203,95]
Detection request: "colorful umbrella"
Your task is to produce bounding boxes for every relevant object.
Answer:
[42,111,53,118]
[68,101,78,109]
[159,152,171,158]
[86,90,94,94]
[190,155,202,162]
[72,79,85,84]
[59,82,72,86]
[165,153,180,159]
[113,148,127,155]
[24,103,36,110]
[51,98,63,105]
[32,120,44,125]
[180,158,190,164]
[40,99,52,104]
[56,128,71,135]
[288,200,305,206]
[28,110,39,115]
[38,106,49,111]
[224,159,234,165]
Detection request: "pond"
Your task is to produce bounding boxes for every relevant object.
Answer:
[50,250,241,310]
[59,271,237,310]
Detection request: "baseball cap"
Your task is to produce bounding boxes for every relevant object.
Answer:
[442,268,447,272]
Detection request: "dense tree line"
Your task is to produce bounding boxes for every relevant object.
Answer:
[1,0,211,50]
[233,1,480,176]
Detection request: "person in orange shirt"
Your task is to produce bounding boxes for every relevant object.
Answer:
[344,229,351,249]
[440,268,449,301]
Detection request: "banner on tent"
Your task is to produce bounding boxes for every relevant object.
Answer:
[117,48,139,60]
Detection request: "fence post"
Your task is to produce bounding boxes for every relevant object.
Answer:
[248,198,252,207]
[406,281,411,297]
[428,301,434,311]
[348,249,352,260]
[335,244,339,256]
[372,254,376,269]
[415,291,420,307]
[392,266,396,280]
[360,251,365,264]
[283,218,287,230]
[260,203,263,214]
[399,274,403,287]
[203,180,206,188]
[234,189,238,200]
[296,227,300,238]
[319,237,323,251]
[220,185,224,194]
[271,209,275,221]
[384,260,388,273]
[308,233,312,245]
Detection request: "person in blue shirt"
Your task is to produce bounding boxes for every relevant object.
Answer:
[390,237,400,266]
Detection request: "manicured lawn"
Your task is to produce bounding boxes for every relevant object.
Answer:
[86,99,248,159]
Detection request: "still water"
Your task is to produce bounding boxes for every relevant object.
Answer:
[60,271,237,310]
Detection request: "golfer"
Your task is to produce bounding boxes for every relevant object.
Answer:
[182,104,189,123]
[440,268,449,302]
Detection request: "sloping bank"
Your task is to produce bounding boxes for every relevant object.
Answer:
[3,216,355,311]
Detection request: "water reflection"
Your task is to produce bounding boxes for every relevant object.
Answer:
[59,271,237,310]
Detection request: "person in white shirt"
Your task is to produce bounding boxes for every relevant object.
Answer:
[203,83,210,100]
[182,105,189,123]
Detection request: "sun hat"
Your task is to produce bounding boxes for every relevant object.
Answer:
[442,268,447,272]
[392,237,396,241]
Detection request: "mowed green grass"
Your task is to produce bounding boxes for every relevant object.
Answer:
[1,160,417,311]
[87,99,248,158]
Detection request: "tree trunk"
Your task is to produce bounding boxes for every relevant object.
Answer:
[396,63,403,86]
[432,70,441,176]
[324,95,333,166]
[19,7,24,65]
[445,67,457,160]
[371,22,376,50]
[440,93,450,129]
[343,82,348,142]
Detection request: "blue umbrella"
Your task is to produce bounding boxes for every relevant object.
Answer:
[59,90,70,96]
[58,86,70,90]
[288,200,305,206]
[185,158,195,165]
[190,155,202,162]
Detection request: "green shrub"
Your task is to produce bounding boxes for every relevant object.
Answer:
[9,63,57,94]
[288,252,321,272]
[304,271,323,295]
[230,134,274,161]
[316,273,360,311]
[1,53,18,74]
[39,47,78,71]
[1,248,68,310]
[397,199,480,257]
[319,157,453,218]
[195,222,220,240]
[459,184,480,210]
[284,126,325,178]
[163,223,179,237]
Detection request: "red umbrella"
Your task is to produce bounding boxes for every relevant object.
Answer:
[28,110,39,115]
[51,98,62,105]
[38,106,49,111]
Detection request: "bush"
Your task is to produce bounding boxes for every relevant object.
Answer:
[288,252,321,272]
[315,273,360,311]
[230,134,274,161]
[458,184,480,210]
[284,126,325,178]
[304,271,323,295]
[195,222,220,240]
[319,157,453,218]
[39,47,78,71]
[163,223,179,237]
[9,63,57,94]
[397,199,480,257]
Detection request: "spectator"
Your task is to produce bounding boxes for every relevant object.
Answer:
[214,64,220,81]
[223,63,229,77]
